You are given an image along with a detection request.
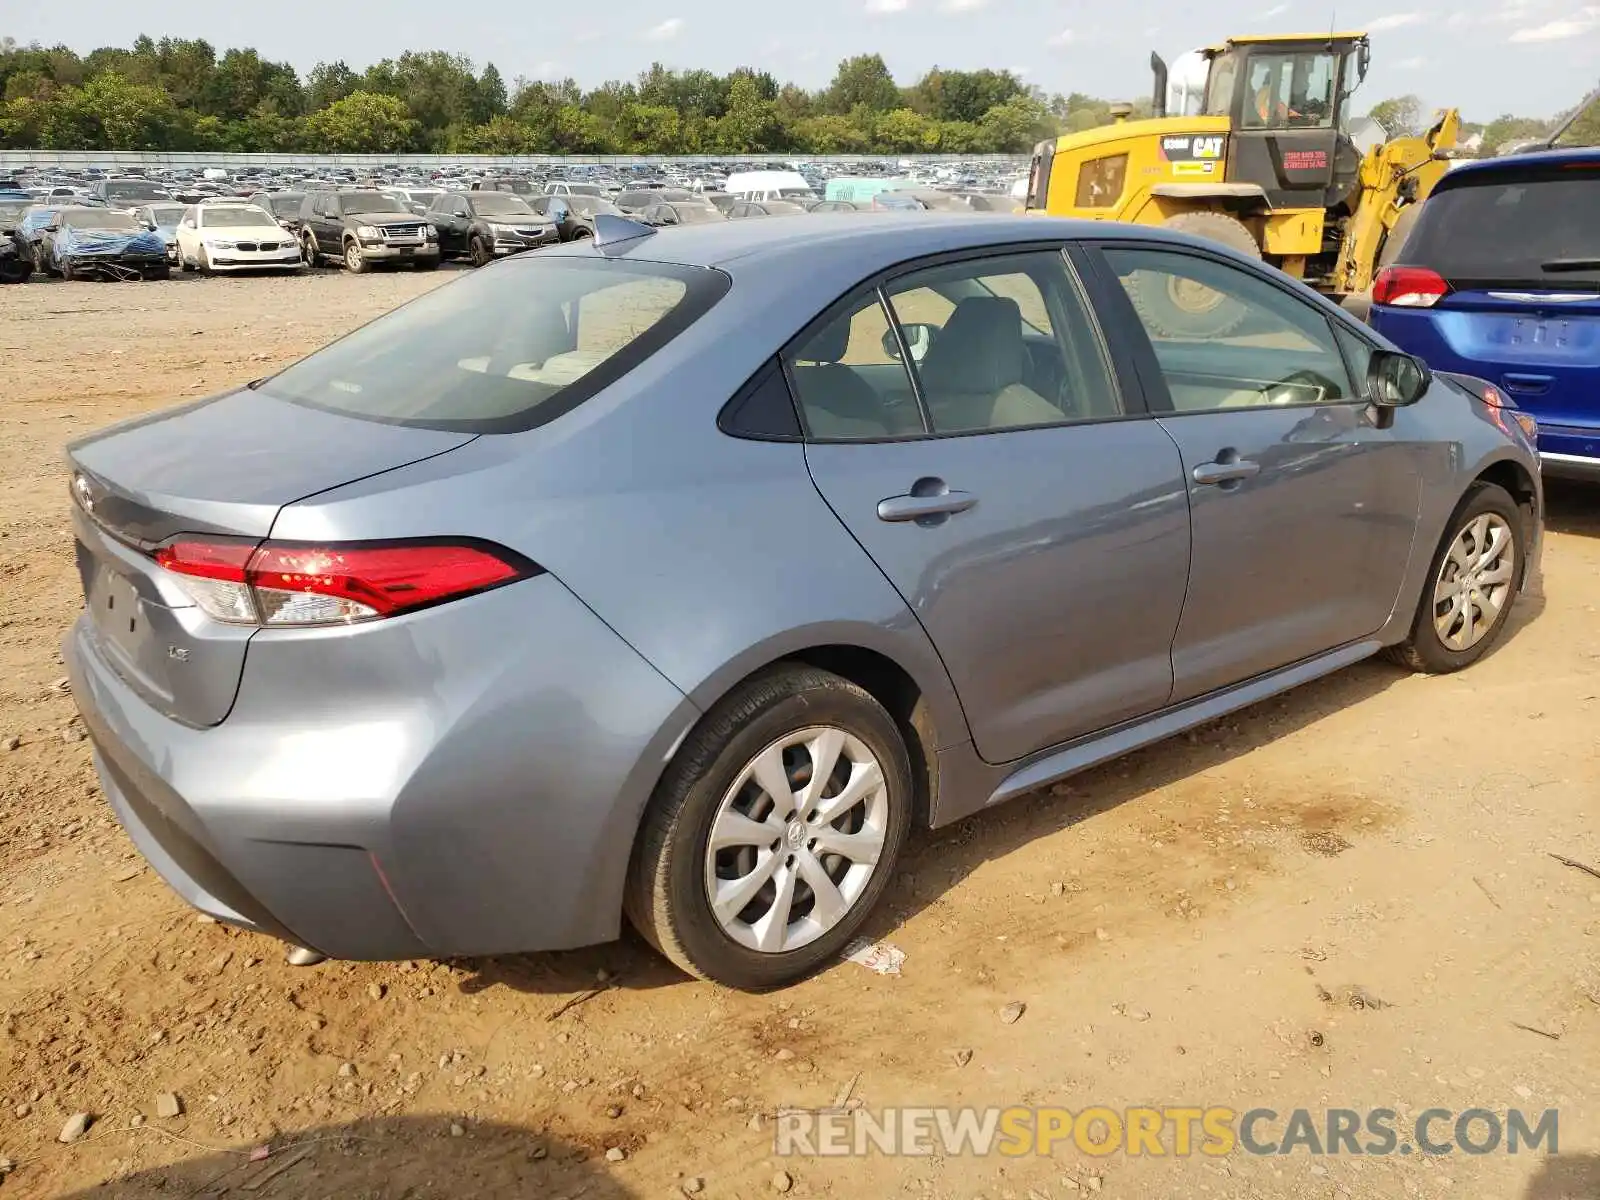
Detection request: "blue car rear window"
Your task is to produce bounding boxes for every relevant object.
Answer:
[1403,164,1600,288]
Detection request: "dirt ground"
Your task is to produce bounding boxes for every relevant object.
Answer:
[1,271,1597,1200]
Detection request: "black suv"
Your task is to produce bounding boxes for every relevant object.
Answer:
[426,192,559,266]
[92,177,174,210]
[298,190,440,273]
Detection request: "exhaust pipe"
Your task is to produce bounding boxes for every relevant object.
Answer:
[1150,51,1169,118]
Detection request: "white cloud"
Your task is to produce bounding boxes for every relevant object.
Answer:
[1047,28,1077,45]
[1364,10,1425,28]
[865,0,910,12]
[645,16,684,39]
[530,60,563,79]
[1395,55,1427,67]
[1009,65,1032,77]
[941,0,989,10]
[1260,3,1289,15]
[1510,6,1600,37]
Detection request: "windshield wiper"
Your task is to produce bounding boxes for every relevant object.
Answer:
[1542,257,1600,272]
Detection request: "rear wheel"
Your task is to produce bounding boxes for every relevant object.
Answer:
[1127,211,1262,338]
[1389,483,1523,673]
[625,665,912,990]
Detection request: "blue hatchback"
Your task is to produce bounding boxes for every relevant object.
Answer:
[1371,147,1600,480]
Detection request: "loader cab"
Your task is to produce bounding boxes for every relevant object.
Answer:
[1172,33,1370,209]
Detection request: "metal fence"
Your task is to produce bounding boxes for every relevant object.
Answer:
[1,151,1027,171]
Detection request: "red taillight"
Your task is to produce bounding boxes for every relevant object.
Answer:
[154,538,535,626]
[1373,266,1450,308]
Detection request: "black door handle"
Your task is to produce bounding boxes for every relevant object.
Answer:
[877,477,976,524]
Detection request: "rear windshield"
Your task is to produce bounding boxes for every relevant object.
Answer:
[258,257,731,433]
[1403,167,1600,287]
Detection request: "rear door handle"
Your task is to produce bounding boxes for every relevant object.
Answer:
[877,489,977,523]
[1502,373,1553,395]
[1192,459,1261,486]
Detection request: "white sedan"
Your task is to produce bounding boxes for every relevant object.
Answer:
[175,204,304,274]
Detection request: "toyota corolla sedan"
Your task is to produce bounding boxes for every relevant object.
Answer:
[66,213,1542,990]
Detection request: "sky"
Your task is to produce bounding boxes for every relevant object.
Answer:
[8,0,1597,121]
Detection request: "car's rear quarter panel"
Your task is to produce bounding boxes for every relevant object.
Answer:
[262,253,972,951]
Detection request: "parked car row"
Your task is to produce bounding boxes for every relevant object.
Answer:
[1,174,1025,284]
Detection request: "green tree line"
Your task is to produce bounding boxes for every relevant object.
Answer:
[1367,88,1600,154]
[0,37,1128,155]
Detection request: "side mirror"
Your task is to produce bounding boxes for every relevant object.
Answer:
[882,323,937,364]
[1368,349,1429,408]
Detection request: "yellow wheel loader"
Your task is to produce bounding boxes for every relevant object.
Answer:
[1024,33,1459,309]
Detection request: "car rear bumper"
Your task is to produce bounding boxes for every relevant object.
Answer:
[1535,422,1600,479]
[65,573,698,960]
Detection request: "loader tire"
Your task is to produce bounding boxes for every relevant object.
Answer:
[1127,211,1262,339]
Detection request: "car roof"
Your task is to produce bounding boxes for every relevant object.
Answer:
[539,212,1133,274]
[1437,145,1600,187]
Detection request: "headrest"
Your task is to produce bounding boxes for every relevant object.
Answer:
[916,297,1026,393]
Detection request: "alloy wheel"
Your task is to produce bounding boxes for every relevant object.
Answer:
[703,726,888,954]
[1433,512,1516,651]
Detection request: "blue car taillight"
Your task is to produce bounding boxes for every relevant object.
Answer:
[1373,266,1451,308]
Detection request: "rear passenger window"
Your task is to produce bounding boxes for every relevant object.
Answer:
[886,252,1121,433]
[785,294,924,440]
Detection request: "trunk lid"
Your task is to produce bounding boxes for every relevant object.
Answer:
[67,389,475,727]
[1424,290,1600,427]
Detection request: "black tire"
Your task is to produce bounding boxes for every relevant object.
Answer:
[301,233,319,267]
[181,255,196,272]
[197,247,213,277]
[1388,482,1524,674]
[625,665,913,990]
[344,240,370,273]
[60,260,74,282]
[1128,210,1262,339]
[569,228,592,241]
[468,236,492,268]
[1377,203,1423,273]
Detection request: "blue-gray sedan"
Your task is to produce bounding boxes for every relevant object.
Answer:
[64,213,1543,989]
